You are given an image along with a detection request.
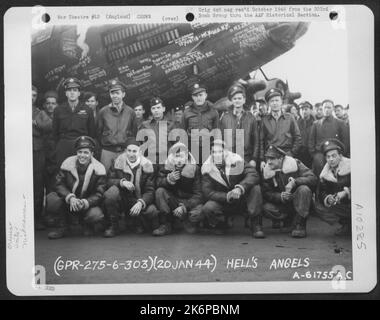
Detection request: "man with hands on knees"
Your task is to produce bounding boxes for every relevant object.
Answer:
[46,136,107,239]
[103,138,159,238]
[262,145,318,238]
[201,139,264,238]
[154,142,203,236]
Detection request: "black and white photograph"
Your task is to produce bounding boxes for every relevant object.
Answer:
[4,5,376,295]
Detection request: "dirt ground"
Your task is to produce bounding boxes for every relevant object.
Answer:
[35,216,352,285]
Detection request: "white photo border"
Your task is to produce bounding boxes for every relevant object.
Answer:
[4,5,377,296]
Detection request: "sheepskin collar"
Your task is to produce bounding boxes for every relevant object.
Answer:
[165,151,197,179]
[61,156,106,176]
[114,153,154,174]
[263,156,298,180]
[60,156,106,197]
[320,157,351,183]
[201,151,244,187]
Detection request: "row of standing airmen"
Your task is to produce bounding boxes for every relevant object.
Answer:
[32,78,351,238]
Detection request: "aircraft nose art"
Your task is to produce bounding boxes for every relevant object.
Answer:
[31,22,309,108]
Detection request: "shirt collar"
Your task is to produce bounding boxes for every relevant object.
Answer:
[151,116,165,123]
[271,110,283,120]
[111,103,124,113]
[68,100,79,109]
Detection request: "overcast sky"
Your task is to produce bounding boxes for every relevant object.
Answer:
[262,22,349,107]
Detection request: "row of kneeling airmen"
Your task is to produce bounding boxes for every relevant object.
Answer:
[45,135,352,240]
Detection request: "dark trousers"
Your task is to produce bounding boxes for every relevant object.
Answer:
[312,152,326,177]
[56,138,76,167]
[103,185,159,230]
[46,192,104,227]
[263,185,312,223]
[202,185,263,227]
[155,188,203,224]
[33,149,45,224]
